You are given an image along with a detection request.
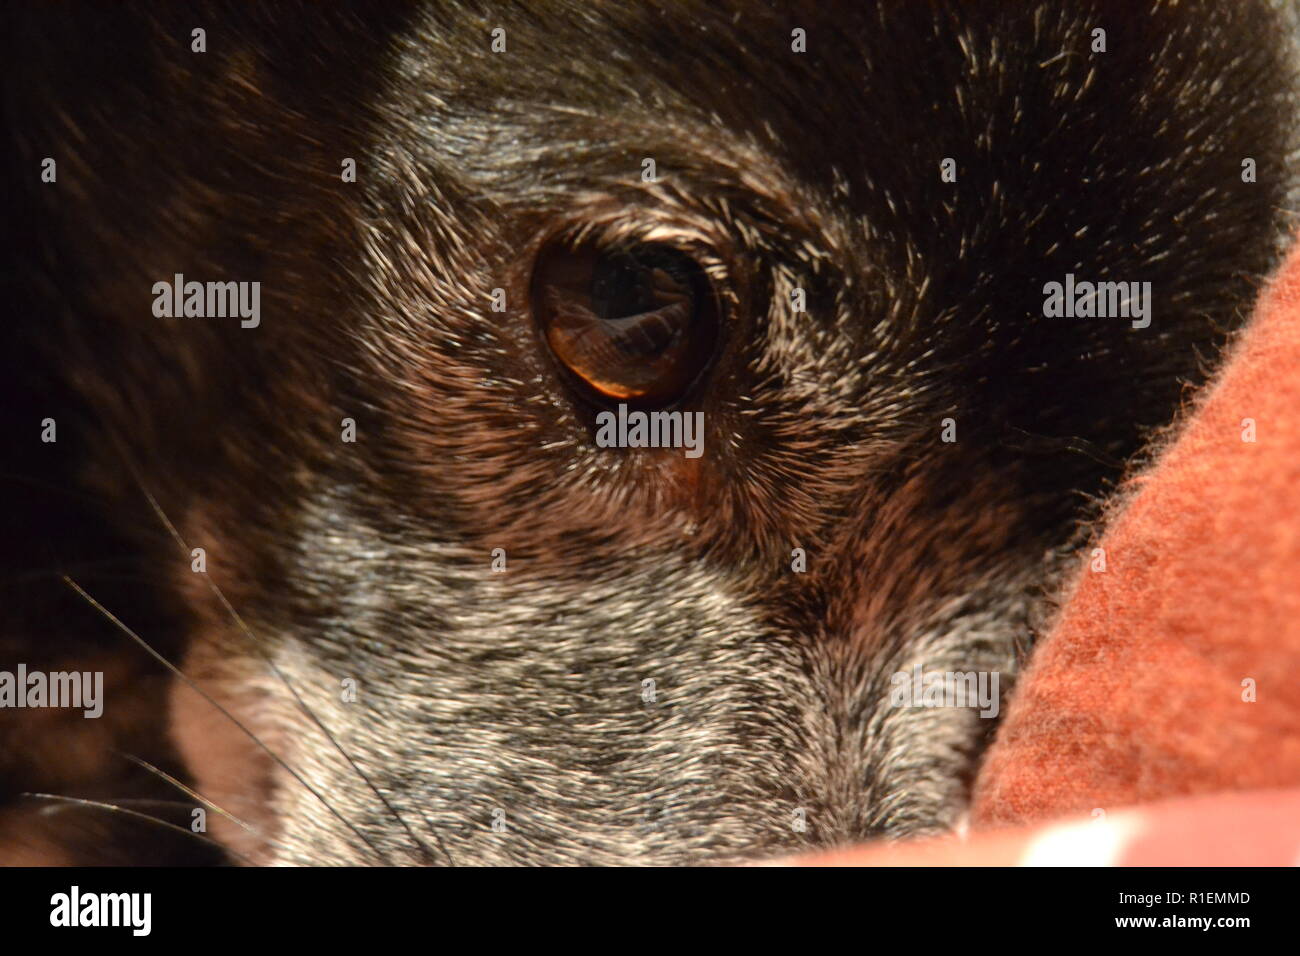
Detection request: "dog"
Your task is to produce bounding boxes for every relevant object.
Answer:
[2,0,1296,865]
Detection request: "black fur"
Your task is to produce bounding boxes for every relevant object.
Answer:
[2,0,1296,864]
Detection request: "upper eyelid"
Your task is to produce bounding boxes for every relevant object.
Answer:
[536,221,735,293]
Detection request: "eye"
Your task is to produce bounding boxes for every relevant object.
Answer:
[530,239,721,407]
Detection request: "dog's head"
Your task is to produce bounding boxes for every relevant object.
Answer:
[9,0,1297,864]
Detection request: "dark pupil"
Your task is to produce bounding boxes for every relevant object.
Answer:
[590,252,693,356]
[592,253,659,317]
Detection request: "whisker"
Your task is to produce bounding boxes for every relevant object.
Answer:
[20,792,256,866]
[62,575,392,865]
[131,473,452,865]
[119,752,298,858]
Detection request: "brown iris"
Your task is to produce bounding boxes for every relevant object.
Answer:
[531,240,720,407]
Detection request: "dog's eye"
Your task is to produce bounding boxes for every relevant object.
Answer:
[531,240,720,407]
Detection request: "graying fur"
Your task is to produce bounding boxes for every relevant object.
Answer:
[4,0,1297,865]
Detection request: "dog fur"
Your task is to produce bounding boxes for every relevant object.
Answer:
[2,0,1297,865]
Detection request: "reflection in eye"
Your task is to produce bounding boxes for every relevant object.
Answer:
[531,241,720,406]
